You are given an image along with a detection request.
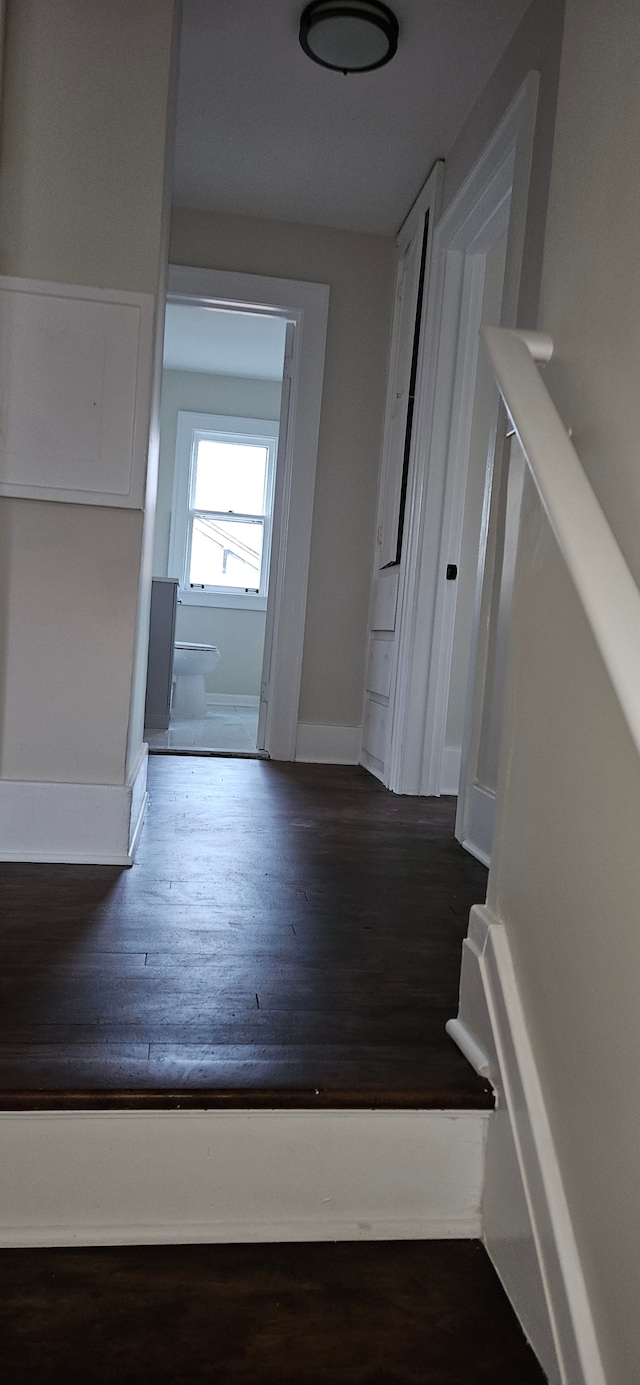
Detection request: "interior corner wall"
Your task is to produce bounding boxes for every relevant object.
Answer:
[168,210,396,731]
[155,368,282,698]
[0,0,177,787]
[442,0,566,330]
[486,2,640,1381]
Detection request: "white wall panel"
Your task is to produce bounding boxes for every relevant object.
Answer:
[0,277,154,507]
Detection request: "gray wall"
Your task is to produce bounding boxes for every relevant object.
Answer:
[154,367,282,697]
[169,210,396,730]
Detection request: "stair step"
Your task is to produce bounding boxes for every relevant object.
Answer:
[0,1107,489,1247]
[0,1239,547,1383]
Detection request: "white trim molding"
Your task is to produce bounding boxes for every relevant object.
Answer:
[0,1107,487,1248]
[0,744,148,866]
[295,723,362,765]
[448,905,607,1385]
[459,784,493,867]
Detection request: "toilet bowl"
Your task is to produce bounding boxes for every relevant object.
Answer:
[172,642,221,719]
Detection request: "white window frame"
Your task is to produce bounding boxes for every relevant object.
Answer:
[166,265,329,762]
[168,411,279,611]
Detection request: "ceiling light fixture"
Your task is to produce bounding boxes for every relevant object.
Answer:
[299,1,399,75]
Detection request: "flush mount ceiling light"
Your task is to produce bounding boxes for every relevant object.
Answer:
[299,1,399,74]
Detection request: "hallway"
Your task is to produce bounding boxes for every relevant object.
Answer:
[0,759,490,1108]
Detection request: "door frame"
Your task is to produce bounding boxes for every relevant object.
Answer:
[360,162,443,785]
[387,72,539,800]
[166,265,329,760]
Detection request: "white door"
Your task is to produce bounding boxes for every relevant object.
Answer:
[436,227,509,799]
[257,319,295,752]
[361,163,443,783]
[377,75,538,870]
[455,430,525,862]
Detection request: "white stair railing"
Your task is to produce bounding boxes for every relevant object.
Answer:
[481,326,640,762]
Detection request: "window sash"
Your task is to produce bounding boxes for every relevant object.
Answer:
[187,432,274,599]
[186,509,266,595]
[168,413,279,606]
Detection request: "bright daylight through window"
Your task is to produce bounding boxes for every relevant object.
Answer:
[190,438,268,591]
[168,413,279,608]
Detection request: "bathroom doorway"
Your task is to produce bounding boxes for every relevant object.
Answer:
[142,265,329,761]
[145,297,287,754]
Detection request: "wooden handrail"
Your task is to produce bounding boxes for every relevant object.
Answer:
[482,326,640,761]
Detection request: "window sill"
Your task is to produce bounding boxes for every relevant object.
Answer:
[177,589,267,612]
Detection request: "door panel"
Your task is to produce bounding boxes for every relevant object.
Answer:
[257,321,294,751]
[371,568,399,631]
[366,638,394,699]
[360,164,443,785]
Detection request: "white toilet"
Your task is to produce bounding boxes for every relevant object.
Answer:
[172,642,221,719]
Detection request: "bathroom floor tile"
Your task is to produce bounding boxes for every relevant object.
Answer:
[145,706,259,755]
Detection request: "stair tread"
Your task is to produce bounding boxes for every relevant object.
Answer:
[0,1240,547,1383]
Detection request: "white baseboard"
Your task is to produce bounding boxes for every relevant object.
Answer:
[460,784,495,867]
[127,744,149,861]
[206,694,260,708]
[449,905,606,1385]
[0,744,148,866]
[295,724,362,765]
[359,747,386,782]
[440,745,462,795]
[0,1108,488,1248]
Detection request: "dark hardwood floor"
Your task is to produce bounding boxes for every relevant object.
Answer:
[0,758,491,1108]
[0,1240,546,1383]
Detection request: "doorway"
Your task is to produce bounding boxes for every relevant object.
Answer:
[142,265,329,761]
[146,300,287,755]
[370,74,538,867]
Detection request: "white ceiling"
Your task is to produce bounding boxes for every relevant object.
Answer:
[172,0,532,237]
[163,304,287,379]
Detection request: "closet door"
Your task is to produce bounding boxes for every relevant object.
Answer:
[377,220,426,569]
[361,163,443,784]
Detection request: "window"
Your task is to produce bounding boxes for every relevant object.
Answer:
[168,412,279,609]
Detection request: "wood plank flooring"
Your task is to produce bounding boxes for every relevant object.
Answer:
[0,1240,547,1383]
[0,759,491,1108]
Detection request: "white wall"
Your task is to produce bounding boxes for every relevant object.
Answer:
[442,0,565,328]
[154,367,282,697]
[0,0,177,787]
[169,210,396,730]
[486,1,640,1379]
